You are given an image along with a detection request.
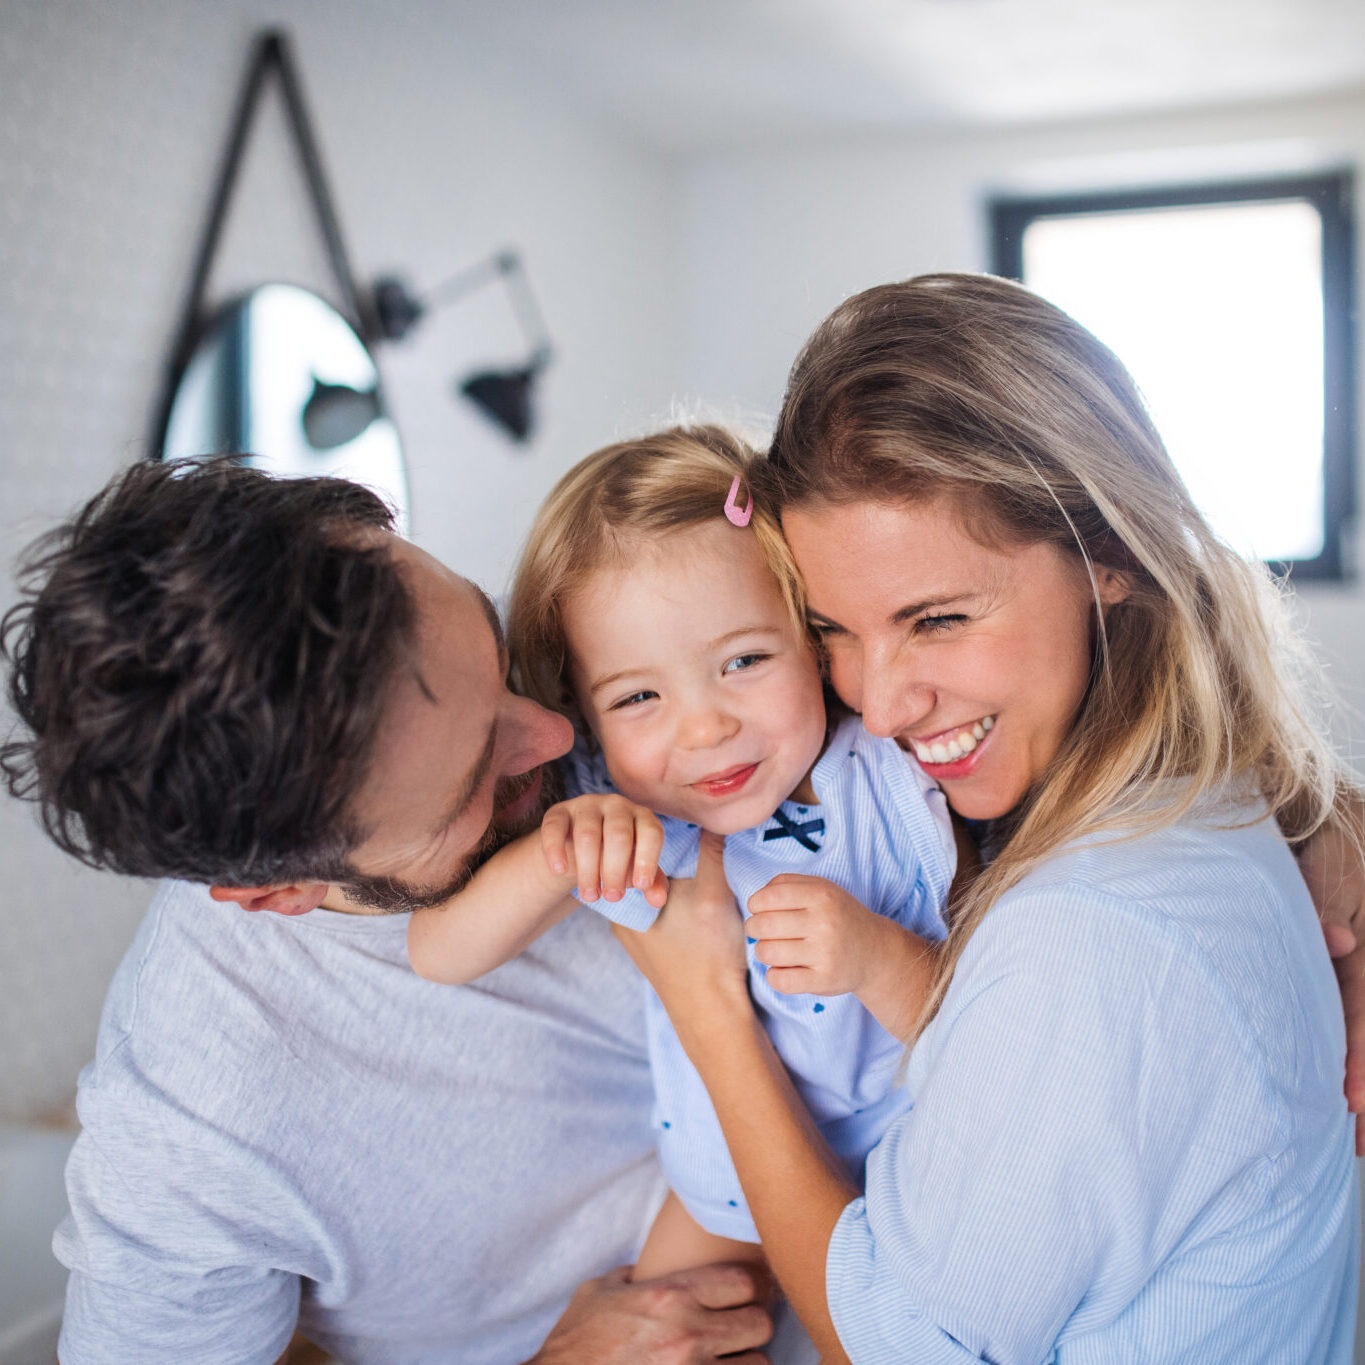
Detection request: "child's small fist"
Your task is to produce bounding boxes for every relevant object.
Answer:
[745,874,889,997]
[540,794,666,903]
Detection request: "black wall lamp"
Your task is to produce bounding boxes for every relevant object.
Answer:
[372,251,554,443]
[155,28,555,460]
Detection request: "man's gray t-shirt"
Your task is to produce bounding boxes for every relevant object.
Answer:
[55,881,666,1364]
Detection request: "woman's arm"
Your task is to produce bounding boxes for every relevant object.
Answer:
[673,1004,856,1360]
[612,833,857,1361]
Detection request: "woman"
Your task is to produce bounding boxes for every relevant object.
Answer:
[615,274,1360,1362]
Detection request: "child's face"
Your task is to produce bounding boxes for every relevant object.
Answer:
[563,521,827,835]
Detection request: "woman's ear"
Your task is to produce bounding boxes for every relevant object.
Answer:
[1093,565,1133,613]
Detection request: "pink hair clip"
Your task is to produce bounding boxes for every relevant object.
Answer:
[723,475,753,527]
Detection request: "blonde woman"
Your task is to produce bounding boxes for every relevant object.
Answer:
[615,274,1360,1362]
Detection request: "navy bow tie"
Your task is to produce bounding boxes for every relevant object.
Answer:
[762,807,825,852]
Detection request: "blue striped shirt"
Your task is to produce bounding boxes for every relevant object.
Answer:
[565,714,955,1238]
[826,799,1359,1362]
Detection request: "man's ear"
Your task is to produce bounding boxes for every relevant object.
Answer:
[208,883,329,916]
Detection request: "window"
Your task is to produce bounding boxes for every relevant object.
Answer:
[991,174,1355,579]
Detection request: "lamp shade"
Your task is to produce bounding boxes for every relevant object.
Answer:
[301,377,382,450]
[459,365,539,442]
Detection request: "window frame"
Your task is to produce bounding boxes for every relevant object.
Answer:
[989,172,1356,581]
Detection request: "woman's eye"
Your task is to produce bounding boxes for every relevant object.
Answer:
[808,621,841,638]
[723,652,769,674]
[916,613,967,634]
[609,690,657,710]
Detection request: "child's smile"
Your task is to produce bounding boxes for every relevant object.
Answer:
[689,761,760,799]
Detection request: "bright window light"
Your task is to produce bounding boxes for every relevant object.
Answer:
[992,175,1354,578]
[1023,202,1322,563]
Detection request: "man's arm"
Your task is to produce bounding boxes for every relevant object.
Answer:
[73,1332,321,1365]
[245,1264,777,1365]
[250,1273,775,1365]
[528,1263,772,1364]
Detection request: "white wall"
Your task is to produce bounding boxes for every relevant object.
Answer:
[676,89,1365,760]
[0,0,681,1122]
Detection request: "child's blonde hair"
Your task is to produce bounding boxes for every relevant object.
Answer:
[508,424,807,722]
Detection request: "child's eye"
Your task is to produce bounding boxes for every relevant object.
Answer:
[916,614,967,634]
[609,690,657,710]
[723,652,769,674]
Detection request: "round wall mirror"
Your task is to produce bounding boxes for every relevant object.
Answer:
[160,283,410,532]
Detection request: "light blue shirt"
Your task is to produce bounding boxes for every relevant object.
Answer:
[567,715,956,1238]
[826,798,1359,1362]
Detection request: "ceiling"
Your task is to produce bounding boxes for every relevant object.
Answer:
[446,0,1365,151]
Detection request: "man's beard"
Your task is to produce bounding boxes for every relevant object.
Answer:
[337,763,563,914]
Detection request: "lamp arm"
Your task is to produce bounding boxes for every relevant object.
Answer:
[504,257,554,365]
[423,252,513,310]
[389,250,552,364]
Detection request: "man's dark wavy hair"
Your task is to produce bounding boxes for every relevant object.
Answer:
[1,458,414,886]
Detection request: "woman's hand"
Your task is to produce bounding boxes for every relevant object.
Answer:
[611,832,752,1051]
[1298,819,1365,1153]
[540,794,668,907]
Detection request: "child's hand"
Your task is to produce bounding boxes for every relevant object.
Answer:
[746,874,915,997]
[541,795,669,907]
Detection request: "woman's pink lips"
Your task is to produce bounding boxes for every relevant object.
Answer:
[914,724,993,780]
[691,762,759,797]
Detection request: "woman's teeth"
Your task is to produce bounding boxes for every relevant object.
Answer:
[912,716,993,765]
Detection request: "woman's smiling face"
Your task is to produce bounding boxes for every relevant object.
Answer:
[782,496,1126,822]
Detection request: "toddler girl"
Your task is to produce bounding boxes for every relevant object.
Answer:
[408,425,955,1277]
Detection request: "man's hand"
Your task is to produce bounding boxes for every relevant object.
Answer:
[528,1263,771,1364]
[541,794,669,906]
[1298,818,1365,1153]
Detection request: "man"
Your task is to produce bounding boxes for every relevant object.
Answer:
[1,459,774,1363]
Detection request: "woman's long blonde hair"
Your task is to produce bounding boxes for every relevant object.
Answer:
[766,272,1354,1037]
[508,424,806,723]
